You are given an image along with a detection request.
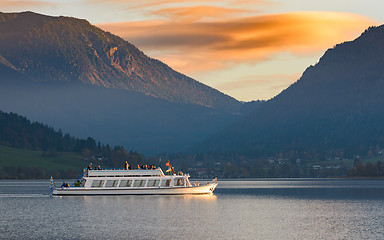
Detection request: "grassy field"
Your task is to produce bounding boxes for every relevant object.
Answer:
[0,145,88,178]
[360,155,384,164]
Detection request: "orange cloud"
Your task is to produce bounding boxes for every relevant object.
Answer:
[0,0,54,9]
[152,5,254,21]
[97,11,376,74]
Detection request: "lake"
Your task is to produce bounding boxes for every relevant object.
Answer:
[1,179,384,239]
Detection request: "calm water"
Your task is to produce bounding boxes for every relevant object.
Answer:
[1,179,384,239]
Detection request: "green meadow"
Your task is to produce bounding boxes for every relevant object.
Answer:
[0,145,87,179]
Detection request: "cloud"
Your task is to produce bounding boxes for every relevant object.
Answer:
[0,0,54,9]
[217,73,300,91]
[152,5,254,21]
[97,11,377,73]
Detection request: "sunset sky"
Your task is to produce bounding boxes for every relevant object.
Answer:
[1,0,382,101]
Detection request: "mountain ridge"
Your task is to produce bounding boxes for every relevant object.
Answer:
[198,24,384,157]
[0,11,241,112]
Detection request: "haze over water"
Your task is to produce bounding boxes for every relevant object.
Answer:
[1,179,384,239]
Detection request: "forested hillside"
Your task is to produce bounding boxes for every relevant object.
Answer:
[0,111,146,179]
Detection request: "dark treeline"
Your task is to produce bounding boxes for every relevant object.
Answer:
[0,111,147,179]
[348,162,384,177]
[0,111,96,152]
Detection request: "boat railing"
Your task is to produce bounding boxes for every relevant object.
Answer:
[87,167,160,171]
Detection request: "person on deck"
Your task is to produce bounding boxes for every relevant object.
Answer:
[124,161,129,170]
[87,163,92,170]
[74,180,81,187]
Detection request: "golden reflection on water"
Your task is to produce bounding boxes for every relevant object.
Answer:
[180,193,217,201]
[79,193,217,207]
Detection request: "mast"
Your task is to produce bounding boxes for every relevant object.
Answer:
[166,161,176,175]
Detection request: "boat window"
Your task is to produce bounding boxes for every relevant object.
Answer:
[91,180,104,187]
[105,180,118,187]
[174,178,184,186]
[160,179,171,187]
[140,180,146,187]
[119,180,132,187]
[160,180,166,187]
[132,180,146,187]
[147,180,159,187]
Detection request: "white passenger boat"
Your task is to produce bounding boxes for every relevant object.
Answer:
[50,162,218,195]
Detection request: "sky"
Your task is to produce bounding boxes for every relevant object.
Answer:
[1,0,382,101]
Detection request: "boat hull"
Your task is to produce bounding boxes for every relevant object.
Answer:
[52,183,218,196]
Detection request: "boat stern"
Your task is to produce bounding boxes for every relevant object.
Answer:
[209,178,218,193]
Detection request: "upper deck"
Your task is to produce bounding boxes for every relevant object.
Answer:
[86,168,165,178]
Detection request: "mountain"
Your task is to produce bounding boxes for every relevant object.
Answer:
[0,11,240,111]
[200,25,384,158]
[0,11,248,154]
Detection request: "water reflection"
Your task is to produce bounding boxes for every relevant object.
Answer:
[216,179,384,200]
[1,179,384,240]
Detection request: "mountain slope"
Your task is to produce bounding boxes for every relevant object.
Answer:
[0,11,240,112]
[200,25,384,157]
[0,11,248,154]
[0,82,238,153]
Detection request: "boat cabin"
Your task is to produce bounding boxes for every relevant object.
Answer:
[82,168,191,189]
